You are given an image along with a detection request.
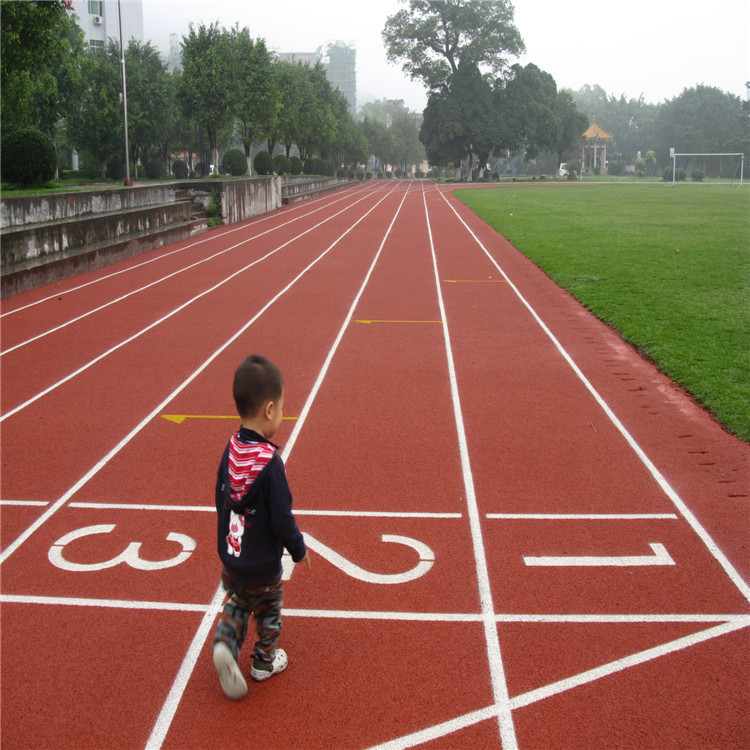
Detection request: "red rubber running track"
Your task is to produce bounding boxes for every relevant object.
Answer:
[1,180,748,749]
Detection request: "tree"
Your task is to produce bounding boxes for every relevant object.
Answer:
[390,112,425,175]
[494,63,560,160]
[267,60,304,158]
[329,92,369,171]
[2,0,85,176]
[154,70,192,178]
[421,61,495,176]
[362,116,394,174]
[178,22,234,174]
[124,40,170,180]
[570,84,660,164]
[552,90,588,171]
[295,63,338,162]
[1,0,77,133]
[383,0,524,90]
[655,85,749,166]
[229,28,279,175]
[67,42,123,178]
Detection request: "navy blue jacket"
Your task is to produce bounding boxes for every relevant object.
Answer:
[215,428,306,587]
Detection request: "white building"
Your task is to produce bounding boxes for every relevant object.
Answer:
[69,0,143,49]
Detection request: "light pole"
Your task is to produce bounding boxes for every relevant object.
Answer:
[118,0,132,186]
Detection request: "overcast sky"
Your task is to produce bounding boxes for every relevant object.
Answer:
[141,0,749,111]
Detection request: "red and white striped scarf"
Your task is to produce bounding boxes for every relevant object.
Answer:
[228,433,276,502]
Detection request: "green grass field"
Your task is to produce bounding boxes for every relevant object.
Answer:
[457,183,750,443]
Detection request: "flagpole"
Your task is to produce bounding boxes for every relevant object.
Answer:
[118,0,132,186]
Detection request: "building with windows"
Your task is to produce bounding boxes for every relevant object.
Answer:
[69,0,143,49]
[277,40,357,113]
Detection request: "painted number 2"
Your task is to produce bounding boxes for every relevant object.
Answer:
[282,532,435,584]
[48,524,196,572]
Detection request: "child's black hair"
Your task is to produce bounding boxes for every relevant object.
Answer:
[233,355,284,418]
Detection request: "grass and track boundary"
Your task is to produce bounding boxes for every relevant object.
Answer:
[457,183,749,442]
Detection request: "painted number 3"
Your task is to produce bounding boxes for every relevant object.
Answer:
[48,524,196,572]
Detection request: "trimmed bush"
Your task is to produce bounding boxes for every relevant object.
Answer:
[663,167,687,182]
[145,159,163,179]
[171,159,189,179]
[1,129,57,186]
[289,156,302,175]
[691,169,705,182]
[221,148,248,176]
[273,154,291,175]
[303,157,331,175]
[253,150,273,175]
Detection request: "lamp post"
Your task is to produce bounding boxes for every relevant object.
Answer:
[118,0,132,186]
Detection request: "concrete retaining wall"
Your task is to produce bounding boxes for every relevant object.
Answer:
[0,176,354,298]
[1,201,192,267]
[1,184,179,228]
[281,176,353,204]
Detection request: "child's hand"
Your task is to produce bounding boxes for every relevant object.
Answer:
[299,551,311,571]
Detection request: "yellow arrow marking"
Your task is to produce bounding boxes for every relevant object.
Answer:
[162,415,298,425]
[355,320,442,325]
[443,279,508,283]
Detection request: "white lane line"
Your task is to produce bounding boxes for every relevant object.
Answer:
[0,181,379,319]
[368,616,750,749]
[3,595,744,627]
[508,616,750,710]
[0,593,216,613]
[0,500,50,507]
[144,185,413,750]
[423,188,517,750]
[439,190,750,605]
[487,513,678,520]
[280,188,411,463]
[67,502,461,517]
[1,183,384,353]
[145,584,226,750]
[295,510,462,518]
[487,513,678,521]
[68,503,216,512]
[0,186,384,422]
[368,705,505,750]
[0,186,400,565]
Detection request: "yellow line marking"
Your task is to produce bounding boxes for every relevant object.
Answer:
[162,415,298,425]
[443,279,508,283]
[355,320,442,325]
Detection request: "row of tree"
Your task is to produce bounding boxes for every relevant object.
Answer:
[383,0,749,176]
[419,60,588,176]
[571,83,749,169]
[3,0,747,184]
[1,2,378,180]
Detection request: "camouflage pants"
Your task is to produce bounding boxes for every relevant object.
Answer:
[213,570,283,666]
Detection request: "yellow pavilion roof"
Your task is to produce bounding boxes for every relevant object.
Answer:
[582,116,612,140]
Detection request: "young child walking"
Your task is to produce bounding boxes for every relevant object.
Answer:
[212,354,310,700]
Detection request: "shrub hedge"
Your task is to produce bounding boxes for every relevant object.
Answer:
[1,129,57,186]
[222,148,248,176]
[253,150,273,175]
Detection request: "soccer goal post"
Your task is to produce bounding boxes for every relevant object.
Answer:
[669,148,745,185]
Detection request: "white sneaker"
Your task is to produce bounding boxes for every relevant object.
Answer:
[250,648,288,682]
[213,641,247,700]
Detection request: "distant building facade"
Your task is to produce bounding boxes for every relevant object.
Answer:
[69,0,143,49]
[277,40,357,113]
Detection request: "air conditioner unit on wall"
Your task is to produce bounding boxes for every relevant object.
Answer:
[93,15,102,24]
